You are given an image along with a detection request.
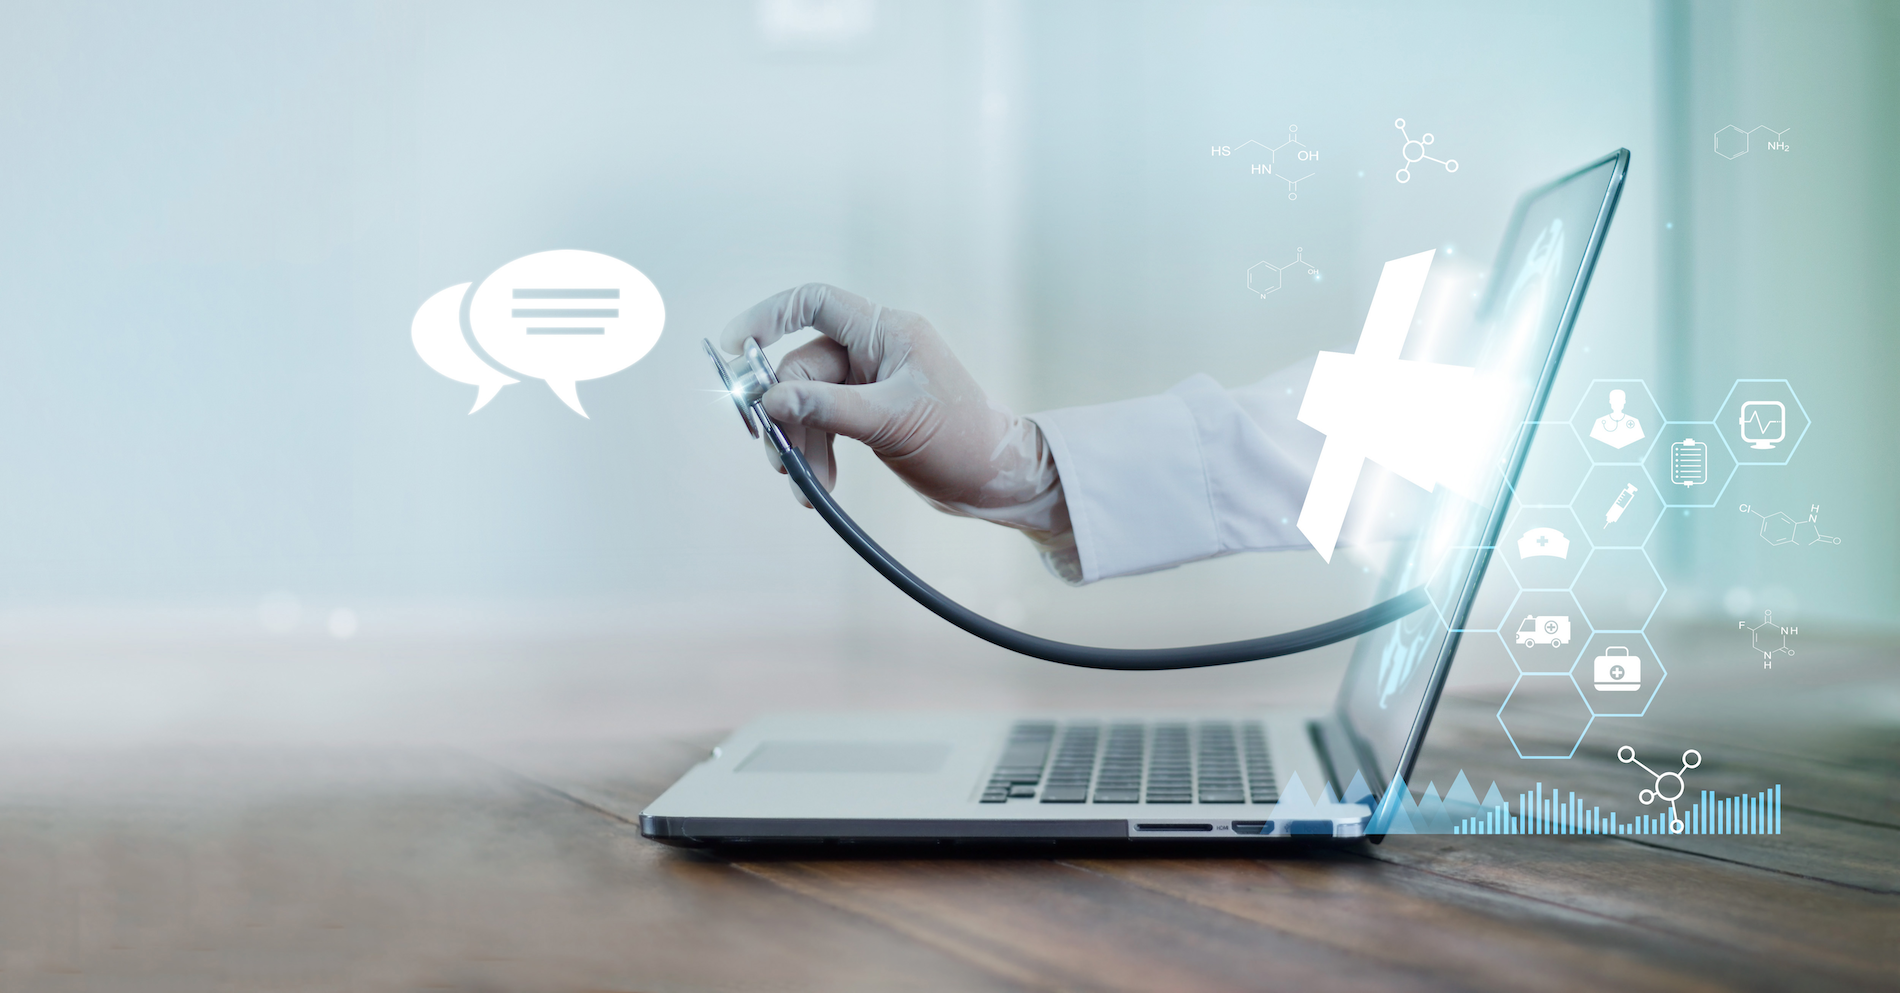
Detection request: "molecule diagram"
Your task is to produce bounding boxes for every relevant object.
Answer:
[1394,118,1458,183]
[1211,125,1320,200]
[1619,745,1701,834]
[1713,126,1791,160]
[1740,503,1840,546]
[1740,610,1797,668]
[1246,248,1321,298]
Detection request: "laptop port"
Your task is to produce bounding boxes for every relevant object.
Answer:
[1229,821,1271,835]
[1134,823,1213,832]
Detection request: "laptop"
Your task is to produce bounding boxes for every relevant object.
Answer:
[642,149,1630,847]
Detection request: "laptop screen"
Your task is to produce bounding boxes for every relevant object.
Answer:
[1332,150,1629,796]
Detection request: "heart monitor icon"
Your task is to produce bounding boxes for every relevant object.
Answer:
[411,250,665,417]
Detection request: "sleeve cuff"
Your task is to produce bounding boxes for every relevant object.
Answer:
[1026,389,1220,583]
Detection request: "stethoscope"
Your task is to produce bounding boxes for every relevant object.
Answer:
[706,338,1429,671]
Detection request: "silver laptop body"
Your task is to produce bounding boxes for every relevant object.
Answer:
[644,149,1630,847]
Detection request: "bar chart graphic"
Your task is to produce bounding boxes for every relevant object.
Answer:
[1363,770,1784,836]
[1447,783,1782,836]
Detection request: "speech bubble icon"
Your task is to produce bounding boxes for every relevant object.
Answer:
[467,250,665,418]
[411,282,519,414]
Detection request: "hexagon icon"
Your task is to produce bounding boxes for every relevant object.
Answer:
[1501,506,1590,590]
[1570,380,1662,464]
[1425,545,1513,632]
[1502,590,1591,673]
[1574,465,1663,548]
[1576,631,1665,717]
[1506,421,1593,505]
[1454,630,1520,686]
[1573,548,1666,632]
[1642,425,1737,507]
[1498,673,1593,759]
[1715,379,1809,466]
[1714,125,1751,159]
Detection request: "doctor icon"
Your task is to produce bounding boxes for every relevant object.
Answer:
[1589,389,1646,450]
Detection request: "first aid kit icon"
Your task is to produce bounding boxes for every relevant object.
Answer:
[1594,646,1642,691]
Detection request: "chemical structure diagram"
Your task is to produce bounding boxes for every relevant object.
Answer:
[1714,125,1791,160]
[1740,609,1798,668]
[1394,118,1458,183]
[1211,126,1320,199]
[1740,503,1840,546]
[1246,248,1321,298]
[1619,745,1700,834]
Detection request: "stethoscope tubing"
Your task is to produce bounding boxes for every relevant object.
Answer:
[762,407,1430,670]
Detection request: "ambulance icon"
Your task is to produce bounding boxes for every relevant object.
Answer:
[1514,614,1572,648]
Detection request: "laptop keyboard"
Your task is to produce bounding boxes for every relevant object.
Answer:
[979,720,1279,804]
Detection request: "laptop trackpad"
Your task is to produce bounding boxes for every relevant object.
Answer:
[736,741,951,774]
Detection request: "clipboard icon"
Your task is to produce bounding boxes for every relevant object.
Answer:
[1669,437,1708,486]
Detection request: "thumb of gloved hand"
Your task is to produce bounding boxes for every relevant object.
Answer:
[757,376,899,507]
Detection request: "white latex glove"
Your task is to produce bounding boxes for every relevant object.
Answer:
[719,284,1078,580]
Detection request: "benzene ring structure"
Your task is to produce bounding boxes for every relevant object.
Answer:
[1619,745,1701,834]
[1713,125,1791,160]
[1246,248,1321,298]
[1395,118,1458,183]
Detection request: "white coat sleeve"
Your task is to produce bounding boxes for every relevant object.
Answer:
[1026,358,1326,585]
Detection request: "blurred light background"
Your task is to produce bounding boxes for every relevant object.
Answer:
[0,0,1892,747]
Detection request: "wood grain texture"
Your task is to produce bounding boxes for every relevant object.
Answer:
[1078,855,1751,993]
[0,750,1018,993]
[0,655,1891,991]
[484,685,1897,992]
[1360,836,1899,988]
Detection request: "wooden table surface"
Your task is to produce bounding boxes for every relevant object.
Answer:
[1,641,1894,991]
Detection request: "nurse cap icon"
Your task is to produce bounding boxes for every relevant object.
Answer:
[1517,526,1571,559]
[1589,389,1646,449]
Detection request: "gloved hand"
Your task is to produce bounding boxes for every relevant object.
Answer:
[719,283,1077,579]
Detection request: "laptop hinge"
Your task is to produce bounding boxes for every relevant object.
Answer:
[1308,717,1380,806]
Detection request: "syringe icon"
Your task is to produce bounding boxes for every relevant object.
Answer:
[1604,483,1639,528]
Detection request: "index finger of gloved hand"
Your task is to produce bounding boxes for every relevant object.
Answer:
[773,334,851,386]
[718,283,882,357]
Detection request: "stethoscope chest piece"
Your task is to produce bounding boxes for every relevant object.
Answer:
[704,337,779,439]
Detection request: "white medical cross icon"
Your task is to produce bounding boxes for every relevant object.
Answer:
[1294,249,1487,561]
